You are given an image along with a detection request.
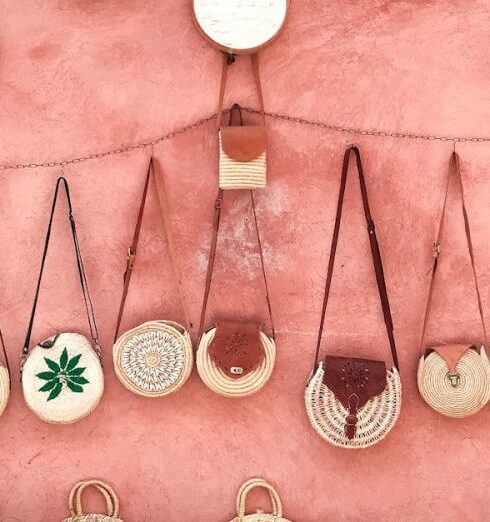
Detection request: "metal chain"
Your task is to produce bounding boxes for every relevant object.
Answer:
[2,108,489,171]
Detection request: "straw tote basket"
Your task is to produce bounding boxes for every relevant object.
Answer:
[62,480,123,522]
[113,158,193,397]
[230,478,292,522]
[21,178,104,424]
[0,330,10,417]
[417,152,490,417]
[305,147,402,448]
[196,190,276,397]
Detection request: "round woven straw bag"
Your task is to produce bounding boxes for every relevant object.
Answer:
[0,330,10,417]
[112,159,193,398]
[197,327,275,398]
[230,478,292,522]
[417,152,490,418]
[21,178,104,424]
[63,480,123,522]
[114,320,193,397]
[418,345,490,417]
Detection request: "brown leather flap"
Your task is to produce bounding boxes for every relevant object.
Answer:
[220,126,266,162]
[323,355,388,409]
[209,321,264,378]
[428,344,477,373]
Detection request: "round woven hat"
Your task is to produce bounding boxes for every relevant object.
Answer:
[305,362,402,449]
[22,332,104,424]
[417,346,490,417]
[113,320,193,397]
[0,364,10,417]
[197,328,275,398]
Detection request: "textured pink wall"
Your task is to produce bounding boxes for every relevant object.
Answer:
[1,1,490,520]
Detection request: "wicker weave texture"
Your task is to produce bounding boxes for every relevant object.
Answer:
[113,320,193,397]
[0,365,10,417]
[305,362,402,448]
[197,328,275,397]
[219,132,267,190]
[417,346,490,417]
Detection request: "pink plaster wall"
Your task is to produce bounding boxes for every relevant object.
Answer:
[1,1,490,520]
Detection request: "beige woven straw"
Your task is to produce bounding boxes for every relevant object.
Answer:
[22,333,104,425]
[197,328,275,397]
[230,478,292,522]
[418,347,490,417]
[63,479,123,522]
[113,320,193,397]
[219,130,267,190]
[0,330,10,417]
[305,362,402,449]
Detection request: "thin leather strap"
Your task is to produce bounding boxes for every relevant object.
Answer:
[215,52,266,130]
[113,158,191,342]
[198,190,275,340]
[22,177,99,355]
[419,152,487,353]
[314,146,399,370]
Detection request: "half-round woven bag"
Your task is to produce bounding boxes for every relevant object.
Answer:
[197,328,275,398]
[22,333,104,424]
[113,320,193,397]
[417,345,490,418]
[62,479,123,522]
[230,478,292,522]
[305,362,402,449]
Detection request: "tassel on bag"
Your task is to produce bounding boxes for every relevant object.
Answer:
[417,152,490,417]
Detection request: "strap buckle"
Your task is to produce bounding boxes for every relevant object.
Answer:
[127,247,136,270]
[214,197,223,210]
[433,241,441,259]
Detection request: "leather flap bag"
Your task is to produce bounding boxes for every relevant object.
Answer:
[305,146,401,448]
[417,152,490,417]
[220,125,266,162]
[209,321,264,377]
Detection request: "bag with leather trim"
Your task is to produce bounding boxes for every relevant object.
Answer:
[230,478,292,522]
[196,190,276,397]
[305,146,402,448]
[21,177,104,424]
[62,479,123,522]
[417,152,490,417]
[0,330,10,417]
[112,158,193,398]
[217,60,267,190]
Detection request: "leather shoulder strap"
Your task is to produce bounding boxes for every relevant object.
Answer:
[198,190,275,340]
[113,158,190,342]
[313,147,399,370]
[22,177,99,355]
[419,152,487,352]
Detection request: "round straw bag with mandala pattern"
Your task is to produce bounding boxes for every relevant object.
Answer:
[0,331,10,417]
[230,478,292,522]
[21,178,104,425]
[196,190,276,398]
[305,147,402,449]
[112,158,193,398]
[417,152,490,418]
[63,480,123,522]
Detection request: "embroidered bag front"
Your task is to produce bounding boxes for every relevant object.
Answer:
[21,177,104,424]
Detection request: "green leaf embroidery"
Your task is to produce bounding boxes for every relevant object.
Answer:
[44,357,60,373]
[60,348,68,369]
[48,381,63,401]
[36,348,89,401]
[66,354,82,372]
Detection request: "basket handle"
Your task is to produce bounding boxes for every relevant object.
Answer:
[236,478,282,519]
[68,480,120,518]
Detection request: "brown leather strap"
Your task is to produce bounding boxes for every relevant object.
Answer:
[313,146,399,370]
[419,152,487,353]
[215,52,266,130]
[198,190,275,340]
[113,158,190,342]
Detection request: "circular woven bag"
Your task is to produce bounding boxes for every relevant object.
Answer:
[197,328,275,398]
[62,479,123,522]
[305,362,402,449]
[230,478,292,522]
[417,346,490,418]
[22,333,104,424]
[113,320,193,397]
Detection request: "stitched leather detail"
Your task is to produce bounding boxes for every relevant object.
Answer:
[220,126,266,162]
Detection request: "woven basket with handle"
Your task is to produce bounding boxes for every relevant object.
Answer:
[62,480,123,522]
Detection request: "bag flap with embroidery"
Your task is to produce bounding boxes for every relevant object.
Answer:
[220,126,266,162]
